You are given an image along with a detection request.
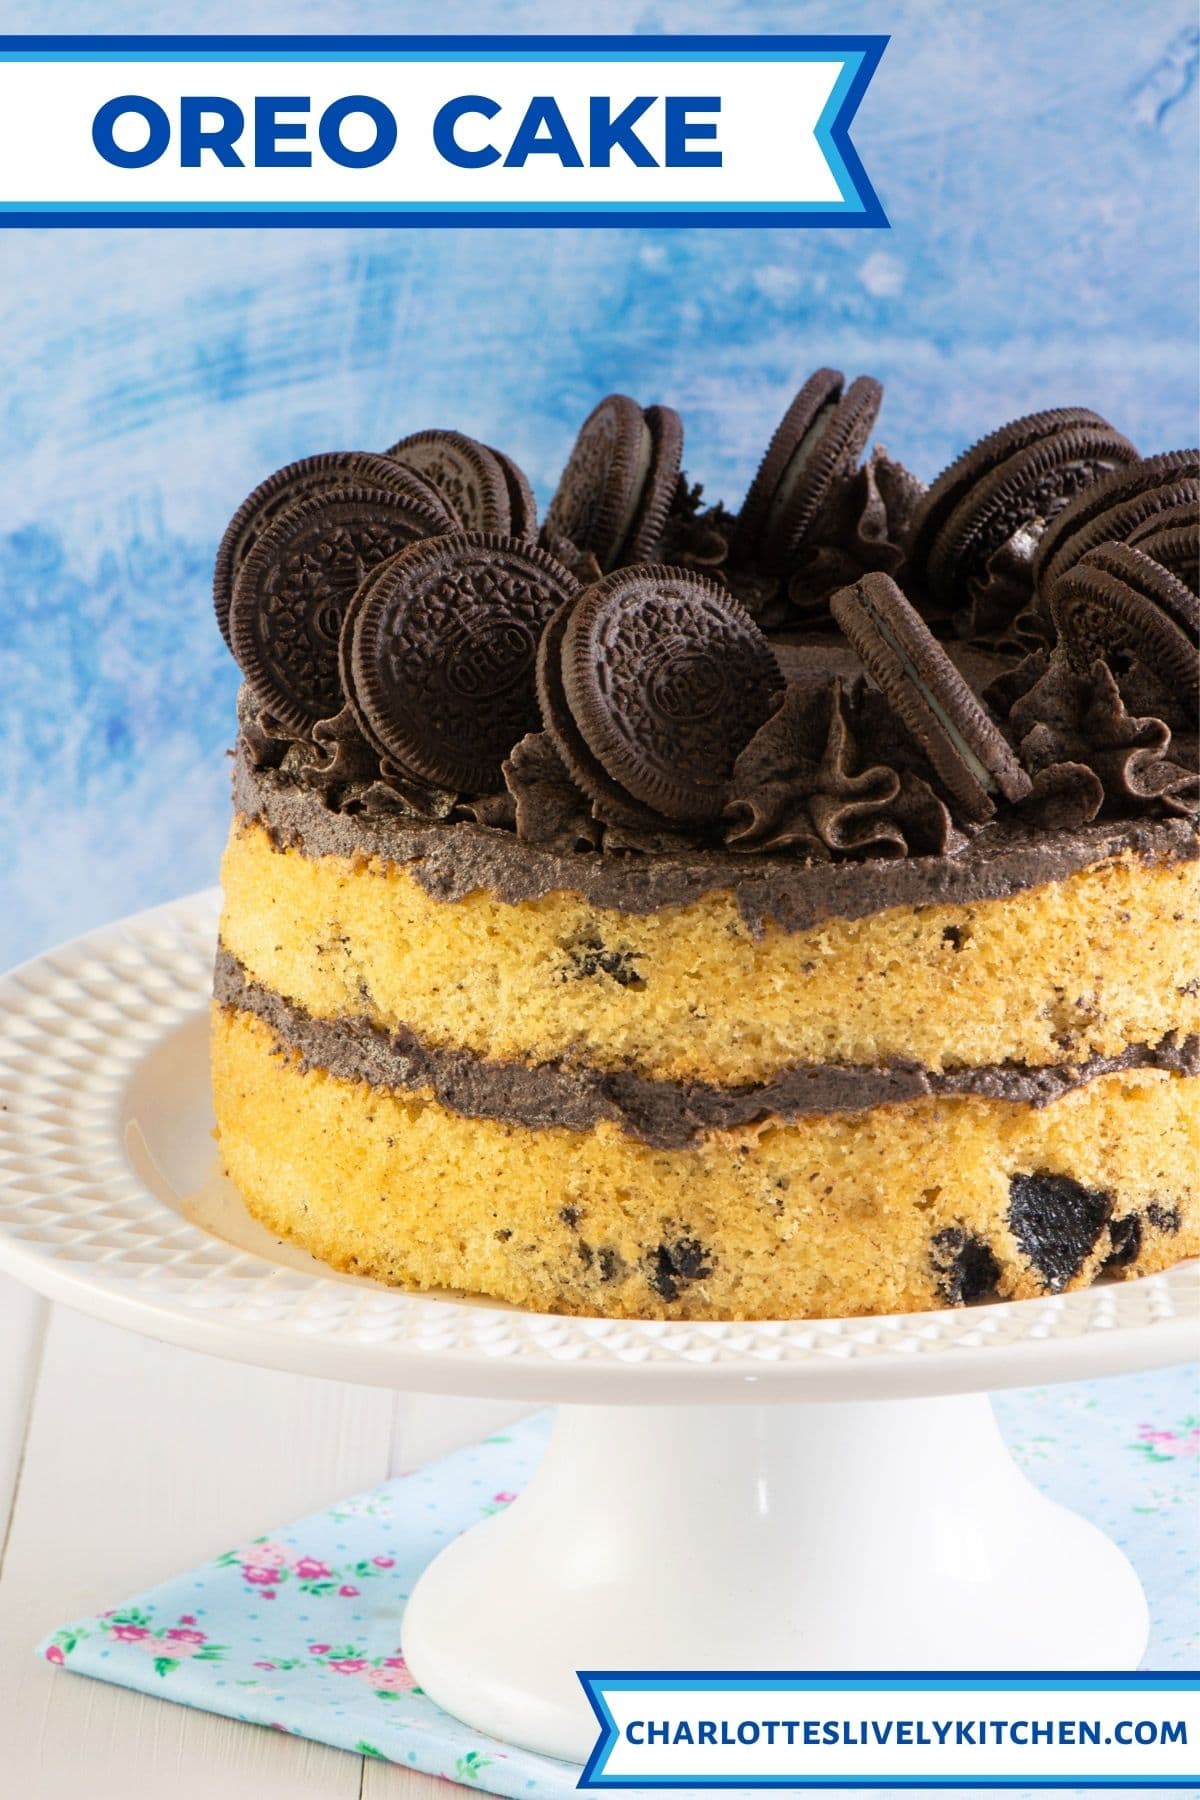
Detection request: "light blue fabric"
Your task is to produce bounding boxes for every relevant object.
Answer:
[39,1365,1200,1792]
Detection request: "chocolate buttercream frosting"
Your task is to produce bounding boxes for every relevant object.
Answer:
[502,731,601,852]
[987,648,1200,829]
[723,677,964,859]
[784,446,925,616]
[232,739,1198,936]
[215,947,1199,1149]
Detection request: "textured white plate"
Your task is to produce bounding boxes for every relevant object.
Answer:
[0,889,1194,1401]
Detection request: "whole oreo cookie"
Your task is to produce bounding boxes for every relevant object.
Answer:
[831,572,1033,822]
[1029,478,1199,595]
[559,566,784,824]
[1126,500,1200,594]
[337,552,412,767]
[731,369,883,571]
[485,445,539,542]
[228,485,449,734]
[544,394,683,571]
[1035,451,1200,590]
[536,594,660,827]
[1049,541,1199,703]
[911,415,1138,607]
[386,430,513,533]
[213,450,454,650]
[348,531,578,792]
[906,409,1114,585]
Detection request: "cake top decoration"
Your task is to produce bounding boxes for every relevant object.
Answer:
[216,368,1199,862]
[544,393,683,571]
[214,448,454,650]
[830,572,1032,822]
[556,565,783,825]
[383,428,515,534]
[730,367,882,572]
[228,481,450,734]
[347,530,576,793]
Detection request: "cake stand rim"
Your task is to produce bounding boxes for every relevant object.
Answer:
[0,886,1194,1404]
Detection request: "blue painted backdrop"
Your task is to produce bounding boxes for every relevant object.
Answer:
[2,0,1197,965]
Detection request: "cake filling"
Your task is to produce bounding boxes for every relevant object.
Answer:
[215,944,1199,1150]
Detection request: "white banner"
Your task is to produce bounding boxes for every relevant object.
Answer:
[0,36,887,223]
[580,1676,1200,1786]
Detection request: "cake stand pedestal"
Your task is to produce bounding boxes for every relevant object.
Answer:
[401,1393,1147,1761]
[0,892,1191,1765]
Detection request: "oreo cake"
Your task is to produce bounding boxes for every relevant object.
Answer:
[211,385,1199,1320]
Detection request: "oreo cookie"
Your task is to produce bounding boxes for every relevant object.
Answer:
[485,445,539,542]
[536,595,660,827]
[906,410,1114,583]
[347,531,578,792]
[1034,450,1200,590]
[1035,474,1199,595]
[385,429,513,533]
[908,412,1138,607]
[544,394,684,571]
[558,566,784,824]
[1049,540,1199,703]
[228,485,449,734]
[1126,500,1200,594]
[213,450,455,650]
[731,369,883,571]
[830,572,1032,821]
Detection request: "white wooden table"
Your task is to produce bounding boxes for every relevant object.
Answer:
[0,1270,536,1798]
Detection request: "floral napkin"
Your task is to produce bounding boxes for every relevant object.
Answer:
[39,1367,1199,1796]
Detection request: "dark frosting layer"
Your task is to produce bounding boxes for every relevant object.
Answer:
[232,738,1198,937]
[215,948,1200,1150]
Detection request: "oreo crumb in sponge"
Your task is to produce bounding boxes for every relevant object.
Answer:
[578,1241,628,1283]
[563,936,646,987]
[930,1226,1001,1304]
[1103,1213,1143,1271]
[1008,1170,1113,1291]
[646,1236,714,1302]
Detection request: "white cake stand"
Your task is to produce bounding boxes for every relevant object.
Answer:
[0,892,1195,1763]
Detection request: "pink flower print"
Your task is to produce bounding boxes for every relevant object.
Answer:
[141,1634,199,1659]
[111,1624,150,1642]
[492,1492,518,1504]
[241,1540,291,1571]
[338,1584,360,1597]
[253,1661,277,1671]
[367,1664,418,1693]
[329,1658,368,1674]
[179,1615,197,1626]
[1132,1423,1200,1462]
[309,1642,331,1655]
[45,1645,65,1665]
[294,1556,331,1580]
[243,1565,281,1586]
[370,1656,418,1691]
[165,1628,206,1644]
[371,1555,395,1569]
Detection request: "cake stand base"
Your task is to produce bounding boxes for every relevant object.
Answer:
[401,1393,1149,1763]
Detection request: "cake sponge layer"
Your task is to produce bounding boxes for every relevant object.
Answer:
[220,818,1199,1085]
[212,1004,1198,1321]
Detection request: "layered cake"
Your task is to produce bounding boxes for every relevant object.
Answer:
[211,382,1199,1319]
